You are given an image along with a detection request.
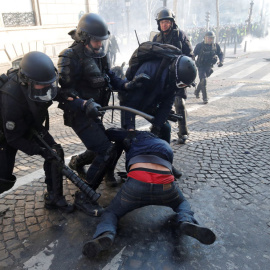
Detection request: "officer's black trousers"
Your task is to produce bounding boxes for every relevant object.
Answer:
[71,111,114,189]
[0,132,57,188]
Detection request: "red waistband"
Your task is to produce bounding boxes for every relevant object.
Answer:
[127,170,174,184]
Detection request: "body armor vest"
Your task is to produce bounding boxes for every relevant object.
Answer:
[72,44,109,105]
[154,29,182,52]
[196,43,217,67]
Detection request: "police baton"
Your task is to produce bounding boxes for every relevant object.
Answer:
[34,131,100,202]
[100,106,155,123]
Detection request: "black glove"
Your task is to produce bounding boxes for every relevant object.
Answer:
[150,125,161,137]
[59,88,79,100]
[218,62,223,67]
[83,98,103,118]
[125,73,151,90]
[39,148,56,161]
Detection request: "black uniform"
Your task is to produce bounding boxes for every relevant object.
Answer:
[194,42,224,102]
[153,28,194,139]
[0,72,58,193]
[57,42,125,190]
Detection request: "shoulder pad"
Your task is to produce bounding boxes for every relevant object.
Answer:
[58,48,75,58]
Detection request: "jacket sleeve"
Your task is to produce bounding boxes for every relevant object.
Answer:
[121,61,157,130]
[216,44,224,63]
[1,94,42,156]
[193,43,201,57]
[58,48,81,95]
[152,86,174,128]
[179,30,194,58]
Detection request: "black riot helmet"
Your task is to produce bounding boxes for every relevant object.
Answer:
[204,31,216,44]
[174,56,197,87]
[19,51,58,102]
[76,13,109,43]
[156,8,176,31]
[76,13,110,57]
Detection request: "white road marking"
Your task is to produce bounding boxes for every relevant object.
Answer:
[260,73,270,82]
[102,247,126,270]
[211,58,255,78]
[23,240,58,270]
[230,62,269,79]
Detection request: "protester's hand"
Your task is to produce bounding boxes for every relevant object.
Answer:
[125,73,151,90]
[83,98,103,118]
[218,62,223,67]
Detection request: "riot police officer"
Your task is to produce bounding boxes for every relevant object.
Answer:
[194,31,224,104]
[152,8,194,144]
[57,13,146,217]
[121,54,197,177]
[0,51,74,213]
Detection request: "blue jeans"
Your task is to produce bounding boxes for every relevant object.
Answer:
[93,177,197,238]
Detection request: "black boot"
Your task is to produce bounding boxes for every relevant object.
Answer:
[74,191,104,217]
[172,165,182,178]
[68,150,96,180]
[44,160,74,213]
[180,221,216,245]
[44,191,74,213]
[104,170,118,187]
[82,232,115,258]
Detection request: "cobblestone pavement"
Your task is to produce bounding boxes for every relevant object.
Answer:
[1,51,270,270]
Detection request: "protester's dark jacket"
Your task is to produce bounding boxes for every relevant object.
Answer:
[0,74,52,155]
[122,60,175,130]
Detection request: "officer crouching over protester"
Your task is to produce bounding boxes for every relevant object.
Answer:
[193,31,224,104]
[120,43,197,178]
[57,13,149,217]
[82,129,216,258]
[152,8,194,144]
[0,51,74,213]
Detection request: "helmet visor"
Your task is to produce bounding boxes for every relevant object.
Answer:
[28,80,58,102]
[85,39,109,58]
[204,36,215,44]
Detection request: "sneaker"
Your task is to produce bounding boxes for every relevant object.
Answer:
[203,100,208,104]
[82,232,115,258]
[180,221,216,245]
[68,155,87,180]
[74,191,104,217]
[44,192,75,213]
[104,171,118,187]
[178,135,188,144]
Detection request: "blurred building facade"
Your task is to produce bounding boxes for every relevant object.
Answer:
[0,0,98,73]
